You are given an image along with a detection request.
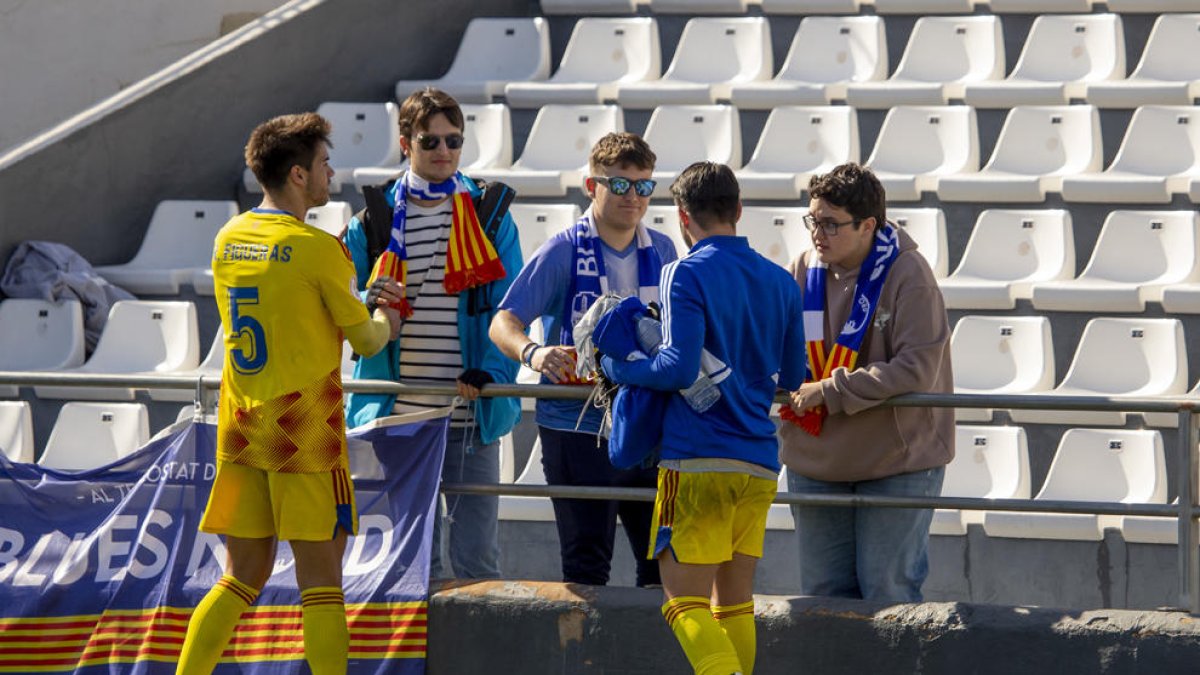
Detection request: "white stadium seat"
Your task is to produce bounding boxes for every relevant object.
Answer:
[149,327,223,402]
[505,18,660,108]
[761,0,861,13]
[982,429,1166,541]
[737,106,859,200]
[498,438,555,521]
[394,18,551,103]
[353,103,508,188]
[963,14,1125,108]
[931,425,1031,536]
[304,201,352,238]
[1120,504,1179,544]
[889,208,948,278]
[865,105,979,201]
[988,0,1092,11]
[846,17,1004,109]
[1031,211,1200,312]
[617,18,771,108]
[643,105,741,197]
[94,200,236,295]
[648,0,749,13]
[767,468,795,531]
[738,206,811,268]
[729,16,887,108]
[540,0,638,13]
[1061,107,1200,203]
[38,402,150,471]
[0,299,85,397]
[873,0,975,14]
[950,315,1055,422]
[644,205,691,257]
[940,209,1074,310]
[0,401,34,463]
[472,104,623,196]
[1106,0,1200,10]
[937,105,1102,202]
[1087,15,1200,108]
[1009,318,1187,426]
[509,202,582,262]
[35,301,201,401]
[245,102,403,193]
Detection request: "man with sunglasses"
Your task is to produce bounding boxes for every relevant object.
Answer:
[490,132,677,588]
[779,162,953,603]
[344,87,523,582]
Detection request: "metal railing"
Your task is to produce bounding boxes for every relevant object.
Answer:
[2,370,1197,613]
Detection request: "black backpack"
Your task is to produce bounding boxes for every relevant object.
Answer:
[354,177,515,317]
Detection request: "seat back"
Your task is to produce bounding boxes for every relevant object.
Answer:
[739,207,811,267]
[952,209,1074,283]
[1107,106,1200,175]
[509,203,583,262]
[664,18,772,84]
[890,208,948,277]
[316,101,402,170]
[643,205,690,257]
[890,16,1004,84]
[744,106,859,173]
[86,301,200,374]
[39,402,150,471]
[1009,14,1125,84]
[0,401,33,463]
[777,16,887,84]
[540,0,638,13]
[1038,429,1166,504]
[986,105,1102,176]
[443,18,551,83]
[867,105,979,176]
[1130,14,1200,81]
[128,200,238,269]
[1080,210,1200,285]
[513,105,623,171]
[951,315,1055,392]
[553,18,660,85]
[515,437,547,484]
[763,0,861,12]
[1061,318,1186,395]
[304,201,352,237]
[460,103,513,171]
[945,425,1031,499]
[989,0,1092,11]
[645,105,741,172]
[198,327,223,375]
[0,299,85,371]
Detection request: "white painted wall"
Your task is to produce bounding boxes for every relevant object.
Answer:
[0,0,286,152]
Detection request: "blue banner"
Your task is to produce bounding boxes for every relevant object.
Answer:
[0,411,449,674]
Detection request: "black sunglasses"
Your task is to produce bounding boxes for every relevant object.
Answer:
[415,133,465,151]
[591,175,656,197]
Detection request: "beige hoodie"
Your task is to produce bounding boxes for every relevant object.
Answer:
[778,227,955,483]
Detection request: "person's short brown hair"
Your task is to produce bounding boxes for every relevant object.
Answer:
[397,86,464,139]
[244,112,332,192]
[807,163,887,232]
[588,132,656,174]
[670,161,740,230]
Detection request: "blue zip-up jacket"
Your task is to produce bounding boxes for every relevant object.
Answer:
[606,236,807,471]
[344,176,523,443]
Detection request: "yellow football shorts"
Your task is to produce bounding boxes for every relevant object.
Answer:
[200,460,358,541]
[649,467,778,565]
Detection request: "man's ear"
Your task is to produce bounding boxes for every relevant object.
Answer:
[289,163,306,187]
[584,176,596,199]
[399,135,411,157]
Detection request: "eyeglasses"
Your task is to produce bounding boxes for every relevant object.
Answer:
[415,133,465,151]
[803,213,859,237]
[591,175,657,198]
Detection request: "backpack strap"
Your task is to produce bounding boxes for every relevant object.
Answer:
[464,178,516,317]
[355,180,397,271]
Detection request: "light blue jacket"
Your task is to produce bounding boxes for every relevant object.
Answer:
[344,176,523,443]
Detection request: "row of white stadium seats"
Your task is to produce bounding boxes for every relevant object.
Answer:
[392,15,1200,110]
[249,99,1200,204]
[540,0,1198,16]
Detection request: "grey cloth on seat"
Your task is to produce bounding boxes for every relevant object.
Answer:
[1,240,135,353]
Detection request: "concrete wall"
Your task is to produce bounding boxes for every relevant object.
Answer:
[0,0,532,272]
[0,0,288,152]
[427,580,1200,674]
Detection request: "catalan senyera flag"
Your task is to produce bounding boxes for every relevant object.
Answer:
[0,410,450,674]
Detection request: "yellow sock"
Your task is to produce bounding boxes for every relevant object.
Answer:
[714,601,756,674]
[662,596,744,675]
[300,586,349,675]
[176,575,258,675]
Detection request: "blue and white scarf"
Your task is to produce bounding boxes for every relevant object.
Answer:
[561,208,663,347]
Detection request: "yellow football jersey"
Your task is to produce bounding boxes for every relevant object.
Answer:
[212,209,369,473]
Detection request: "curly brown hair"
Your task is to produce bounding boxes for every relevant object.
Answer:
[807,163,887,232]
[244,112,332,191]
[588,132,656,174]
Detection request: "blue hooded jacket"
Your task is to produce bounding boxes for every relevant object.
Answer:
[344,176,522,443]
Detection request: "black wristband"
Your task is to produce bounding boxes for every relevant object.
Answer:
[521,342,540,368]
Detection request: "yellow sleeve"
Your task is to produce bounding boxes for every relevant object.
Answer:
[344,309,391,358]
[314,236,372,328]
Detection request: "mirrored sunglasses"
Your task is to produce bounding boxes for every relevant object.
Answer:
[592,175,656,197]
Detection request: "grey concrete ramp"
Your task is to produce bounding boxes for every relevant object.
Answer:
[428,581,1200,674]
